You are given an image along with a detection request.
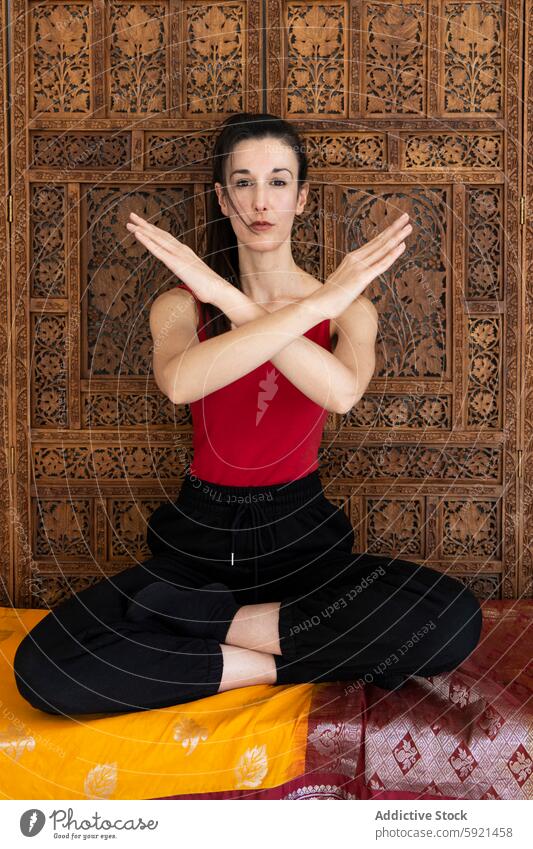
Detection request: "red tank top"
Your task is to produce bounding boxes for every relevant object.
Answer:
[173,284,333,486]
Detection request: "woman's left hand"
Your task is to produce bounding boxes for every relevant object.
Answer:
[126,212,223,303]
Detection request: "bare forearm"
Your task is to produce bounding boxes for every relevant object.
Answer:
[164,283,332,404]
[218,285,357,413]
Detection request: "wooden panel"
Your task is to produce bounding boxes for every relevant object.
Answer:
[10,0,262,608]
[266,0,505,120]
[265,0,524,600]
[6,0,528,607]
[27,0,261,118]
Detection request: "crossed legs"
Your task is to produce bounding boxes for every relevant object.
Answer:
[218,602,281,692]
[217,557,484,693]
[13,555,482,713]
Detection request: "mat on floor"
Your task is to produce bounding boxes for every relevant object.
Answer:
[0,601,531,799]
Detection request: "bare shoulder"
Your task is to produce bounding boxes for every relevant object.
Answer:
[335,295,379,341]
[149,287,201,403]
[149,286,199,337]
[339,294,378,324]
[298,273,378,340]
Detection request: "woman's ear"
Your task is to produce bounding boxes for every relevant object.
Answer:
[295,181,310,216]
[214,182,228,217]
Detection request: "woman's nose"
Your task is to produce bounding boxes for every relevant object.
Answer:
[253,182,268,209]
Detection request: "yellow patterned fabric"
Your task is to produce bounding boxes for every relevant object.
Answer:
[0,608,312,800]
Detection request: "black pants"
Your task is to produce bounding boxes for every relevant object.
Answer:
[13,469,482,716]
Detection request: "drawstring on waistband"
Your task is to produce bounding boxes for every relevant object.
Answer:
[229,501,276,603]
[176,470,325,602]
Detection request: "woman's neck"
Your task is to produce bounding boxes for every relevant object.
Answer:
[236,239,305,304]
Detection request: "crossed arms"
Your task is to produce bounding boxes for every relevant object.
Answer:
[151,284,378,414]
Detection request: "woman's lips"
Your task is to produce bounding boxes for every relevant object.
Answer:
[251,222,274,231]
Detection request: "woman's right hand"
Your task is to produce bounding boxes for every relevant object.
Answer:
[126,212,224,304]
[318,212,412,319]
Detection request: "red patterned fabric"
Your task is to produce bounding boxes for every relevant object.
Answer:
[155,600,532,800]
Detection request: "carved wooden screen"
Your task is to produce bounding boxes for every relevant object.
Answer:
[7,0,263,607]
[4,0,528,607]
[264,0,525,601]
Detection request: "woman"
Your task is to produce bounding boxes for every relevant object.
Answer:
[13,113,482,716]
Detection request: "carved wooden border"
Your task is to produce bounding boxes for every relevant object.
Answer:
[522,0,532,597]
[502,0,524,597]
[0,0,12,605]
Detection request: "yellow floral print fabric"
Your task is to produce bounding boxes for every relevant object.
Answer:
[0,608,313,800]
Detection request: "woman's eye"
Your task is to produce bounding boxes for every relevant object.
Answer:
[235,180,287,187]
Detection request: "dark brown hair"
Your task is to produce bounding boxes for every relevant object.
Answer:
[199,113,309,339]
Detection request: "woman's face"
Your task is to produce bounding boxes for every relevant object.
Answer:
[214,137,309,252]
